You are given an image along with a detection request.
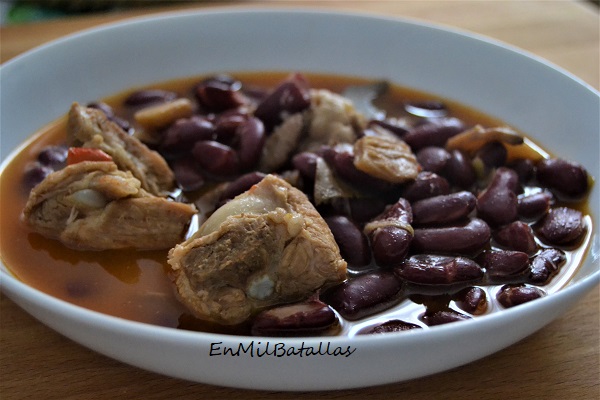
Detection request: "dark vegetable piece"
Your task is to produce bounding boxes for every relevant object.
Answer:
[322,271,404,320]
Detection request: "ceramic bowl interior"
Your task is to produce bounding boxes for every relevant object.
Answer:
[1,9,598,391]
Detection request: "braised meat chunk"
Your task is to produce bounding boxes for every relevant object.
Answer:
[168,174,347,325]
[68,102,175,196]
[22,161,196,250]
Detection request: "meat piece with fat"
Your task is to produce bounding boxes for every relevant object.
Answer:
[22,161,196,250]
[67,102,175,196]
[168,174,347,325]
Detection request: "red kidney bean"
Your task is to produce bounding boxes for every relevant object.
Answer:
[365,198,414,266]
[170,157,205,192]
[213,111,249,145]
[403,117,466,150]
[368,118,411,138]
[411,191,476,225]
[536,158,589,198]
[404,100,448,118]
[323,147,393,193]
[87,102,131,132]
[218,171,266,204]
[528,248,567,284]
[330,197,388,224]
[476,141,507,169]
[160,116,215,156]
[65,281,94,298]
[358,319,422,335]
[325,215,371,268]
[402,171,450,202]
[235,116,265,170]
[192,140,240,177]
[87,101,115,118]
[477,250,530,281]
[416,146,450,173]
[396,254,483,286]
[22,162,53,192]
[453,287,487,315]
[497,284,545,308]
[411,218,491,255]
[376,198,413,225]
[420,309,471,326]
[476,167,519,227]
[534,207,585,245]
[442,149,476,189]
[124,89,178,107]
[292,152,320,181]
[509,158,536,183]
[194,75,246,112]
[322,271,404,320]
[254,74,311,131]
[371,227,413,267]
[493,221,538,255]
[518,191,553,220]
[37,145,68,171]
[250,299,337,336]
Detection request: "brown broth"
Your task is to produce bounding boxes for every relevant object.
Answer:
[0,72,593,336]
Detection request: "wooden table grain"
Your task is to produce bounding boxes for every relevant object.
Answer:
[1,1,599,399]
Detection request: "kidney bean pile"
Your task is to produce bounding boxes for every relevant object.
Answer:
[22,73,593,337]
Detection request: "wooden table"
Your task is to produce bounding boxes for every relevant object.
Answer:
[1,1,598,399]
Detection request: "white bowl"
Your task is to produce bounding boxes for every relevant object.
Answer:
[1,9,598,391]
